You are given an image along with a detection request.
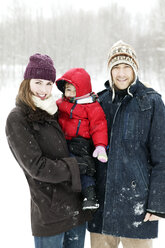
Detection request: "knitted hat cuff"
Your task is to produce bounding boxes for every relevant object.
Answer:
[108,40,138,71]
[108,55,138,73]
[24,67,56,82]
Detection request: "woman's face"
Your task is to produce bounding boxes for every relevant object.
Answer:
[30,79,53,100]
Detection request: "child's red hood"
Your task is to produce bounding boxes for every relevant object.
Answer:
[56,68,92,97]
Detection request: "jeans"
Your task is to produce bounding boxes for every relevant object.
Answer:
[81,174,95,190]
[34,223,86,248]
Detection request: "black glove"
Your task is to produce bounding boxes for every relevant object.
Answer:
[68,137,94,157]
[75,156,96,176]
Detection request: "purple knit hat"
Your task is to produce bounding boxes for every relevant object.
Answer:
[24,53,56,82]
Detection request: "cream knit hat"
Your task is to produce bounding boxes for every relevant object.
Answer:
[108,40,139,86]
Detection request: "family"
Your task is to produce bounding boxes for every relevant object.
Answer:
[5,41,165,248]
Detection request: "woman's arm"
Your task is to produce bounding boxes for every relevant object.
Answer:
[6,110,81,191]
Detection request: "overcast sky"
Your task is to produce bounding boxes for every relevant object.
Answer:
[0,0,158,19]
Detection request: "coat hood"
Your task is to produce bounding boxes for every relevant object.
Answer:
[56,68,92,97]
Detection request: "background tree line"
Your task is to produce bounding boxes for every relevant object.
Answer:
[0,0,164,91]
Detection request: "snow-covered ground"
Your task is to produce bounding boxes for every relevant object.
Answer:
[1,81,164,248]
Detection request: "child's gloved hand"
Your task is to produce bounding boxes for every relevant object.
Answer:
[92,146,108,163]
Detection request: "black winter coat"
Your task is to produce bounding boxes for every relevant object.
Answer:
[6,101,91,237]
[88,80,165,239]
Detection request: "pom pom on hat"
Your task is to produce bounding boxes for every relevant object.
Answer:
[24,53,56,82]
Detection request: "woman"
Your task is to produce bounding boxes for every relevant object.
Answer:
[5,53,92,248]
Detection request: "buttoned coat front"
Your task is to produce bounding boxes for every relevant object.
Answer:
[88,80,165,239]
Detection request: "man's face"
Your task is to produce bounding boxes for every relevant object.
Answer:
[111,63,134,90]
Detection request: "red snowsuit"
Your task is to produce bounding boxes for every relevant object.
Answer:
[56,68,108,147]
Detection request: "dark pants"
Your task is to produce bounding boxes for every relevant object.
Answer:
[67,138,95,191]
[70,153,95,190]
[81,174,95,191]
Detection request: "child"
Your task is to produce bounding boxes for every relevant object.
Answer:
[56,68,108,210]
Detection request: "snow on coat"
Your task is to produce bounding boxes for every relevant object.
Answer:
[6,101,92,237]
[88,79,165,239]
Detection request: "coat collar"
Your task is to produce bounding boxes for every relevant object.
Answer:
[104,78,138,101]
[100,78,157,105]
[16,100,57,123]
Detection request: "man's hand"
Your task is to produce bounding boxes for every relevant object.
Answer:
[144,213,161,222]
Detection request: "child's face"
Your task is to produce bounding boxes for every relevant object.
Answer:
[65,83,76,98]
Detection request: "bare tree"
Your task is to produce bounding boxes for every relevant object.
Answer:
[0,0,164,91]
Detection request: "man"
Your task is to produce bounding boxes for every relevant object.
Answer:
[88,40,165,248]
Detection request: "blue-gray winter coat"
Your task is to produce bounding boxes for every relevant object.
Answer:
[88,79,165,239]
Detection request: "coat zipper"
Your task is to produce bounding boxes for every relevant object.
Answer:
[102,96,127,233]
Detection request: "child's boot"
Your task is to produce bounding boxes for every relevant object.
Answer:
[82,186,99,210]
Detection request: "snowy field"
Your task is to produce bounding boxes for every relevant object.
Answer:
[1,80,165,248]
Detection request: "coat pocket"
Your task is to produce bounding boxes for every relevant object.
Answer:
[123,107,151,142]
[31,183,73,225]
[128,160,149,198]
[50,184,79,222]
[123,110,141,140]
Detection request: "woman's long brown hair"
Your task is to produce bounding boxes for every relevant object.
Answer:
[16,79,36,110]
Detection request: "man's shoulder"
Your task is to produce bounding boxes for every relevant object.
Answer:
[136,80,161,98]
[98,89,108,97]
[97,80,112,100]
[135,81,163,110]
